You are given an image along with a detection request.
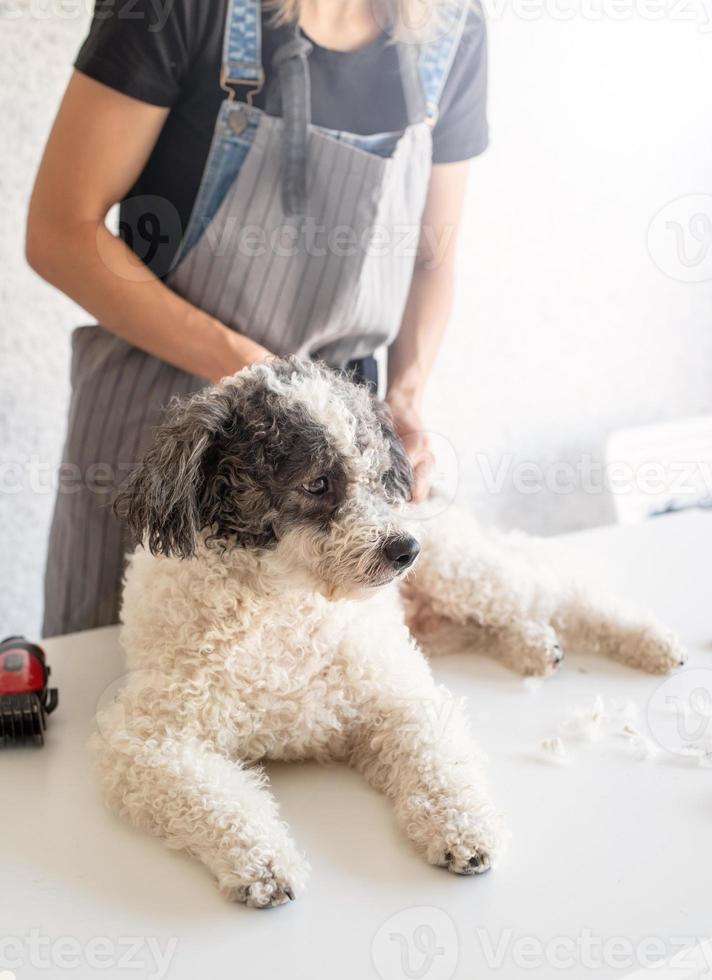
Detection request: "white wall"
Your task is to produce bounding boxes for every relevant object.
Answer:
[2,1,712,637]
[428,4,712,530]
[1,4,87,639]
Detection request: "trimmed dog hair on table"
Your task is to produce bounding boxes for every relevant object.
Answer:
[92,357,686,908]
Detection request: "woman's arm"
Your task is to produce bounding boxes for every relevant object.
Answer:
[26,71,269,382]
[386,160,470,501]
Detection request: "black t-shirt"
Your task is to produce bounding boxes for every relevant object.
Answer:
[75,0,488,273]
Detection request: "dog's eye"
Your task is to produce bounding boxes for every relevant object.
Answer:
[301,476,329,497]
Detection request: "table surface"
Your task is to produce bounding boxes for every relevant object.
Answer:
[3,510,712,980]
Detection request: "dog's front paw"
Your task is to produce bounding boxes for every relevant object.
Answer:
[442,845,492,876]
[217,847,310,909]
[228,872,296,909]
[219,869,300,909]
[425,806,507,877]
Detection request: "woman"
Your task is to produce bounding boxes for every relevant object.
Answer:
[27,0,488,636]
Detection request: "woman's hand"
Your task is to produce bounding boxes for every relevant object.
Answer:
[222,328,274,380]
[385,392,435,504]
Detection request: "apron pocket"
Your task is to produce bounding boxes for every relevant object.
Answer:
[169,114,391,361]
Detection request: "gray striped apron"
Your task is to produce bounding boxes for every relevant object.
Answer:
[42,0,470,637]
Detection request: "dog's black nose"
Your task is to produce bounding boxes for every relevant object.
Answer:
[383,534,420,572]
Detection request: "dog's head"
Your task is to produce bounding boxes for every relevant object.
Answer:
[116,357,420,598]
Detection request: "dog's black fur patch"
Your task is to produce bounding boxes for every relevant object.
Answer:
[115,358,412,558]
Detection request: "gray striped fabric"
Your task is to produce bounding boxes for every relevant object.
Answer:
[170,116,432,364]
[42,118,432,637]
[42,329,203,636]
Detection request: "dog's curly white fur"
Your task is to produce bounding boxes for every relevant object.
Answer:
[92,358,685,907]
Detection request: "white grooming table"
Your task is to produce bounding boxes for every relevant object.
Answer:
[3,511,712,980]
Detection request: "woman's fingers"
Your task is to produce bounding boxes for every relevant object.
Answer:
[411,445,436,503]
[384,398,434,502]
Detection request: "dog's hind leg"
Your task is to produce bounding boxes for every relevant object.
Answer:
[348,680,506,874]
[403,504,564,676]
[405,502,684,675]
[91,733,309,907]
[550,586,686,673]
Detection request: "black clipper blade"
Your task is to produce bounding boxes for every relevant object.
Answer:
[0,692,46,746]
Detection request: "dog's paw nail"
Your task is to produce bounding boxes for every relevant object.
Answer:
[284,886,295,901]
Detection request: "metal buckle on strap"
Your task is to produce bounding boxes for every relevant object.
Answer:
[219,64,265,106]
[424,100,439,128]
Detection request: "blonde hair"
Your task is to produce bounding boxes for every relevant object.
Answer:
[266,0,455,42]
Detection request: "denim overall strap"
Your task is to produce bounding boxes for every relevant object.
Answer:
[417,0,470,124]
[221,0,263,93]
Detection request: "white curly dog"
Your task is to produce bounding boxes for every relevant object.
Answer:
[93,357,685,907]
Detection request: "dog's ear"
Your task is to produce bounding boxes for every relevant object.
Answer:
[115,386,238,558]
[373,400,414,502]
